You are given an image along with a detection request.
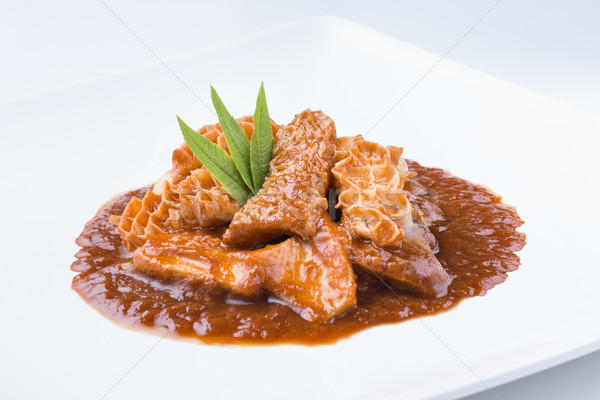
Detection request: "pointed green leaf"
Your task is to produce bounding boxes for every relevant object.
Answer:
[177,116,251,205]
[250,82,274,191]
[210,86,255,192]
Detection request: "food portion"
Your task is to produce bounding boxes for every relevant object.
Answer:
[71,85,525,344]
[113,108,448,317]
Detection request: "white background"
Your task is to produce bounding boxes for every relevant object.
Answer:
[2,1,599,399]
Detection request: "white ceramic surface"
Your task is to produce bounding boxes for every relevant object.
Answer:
[1,17,599,400]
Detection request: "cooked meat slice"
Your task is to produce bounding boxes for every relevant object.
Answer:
[254,215,357,321]
[112,116,279,250]
[341,224,451,297]
[333,135,451,297]
[133,239,223,294]
[133,215,357,322]
[222,110,336,247]
[134,229,262,297]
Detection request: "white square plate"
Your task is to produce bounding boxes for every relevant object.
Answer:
[1,16,599,400]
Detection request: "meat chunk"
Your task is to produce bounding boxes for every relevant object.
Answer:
[133,229,262,297]
[332,135,415,248]
[341,224,451,297]
[110,189,171,251]
[161,168,241,230]
[222,110,336,247]
[134,215,357,322]
[255,215,357,321]
[333,135,452,297]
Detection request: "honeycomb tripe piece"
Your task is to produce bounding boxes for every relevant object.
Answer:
[133,214,357,322]
[222,110,336,247]
[109,190,170,252]
[333,135,452,297]
[332,135,415,248]
[162,168,241,230]
[111,116,279,251]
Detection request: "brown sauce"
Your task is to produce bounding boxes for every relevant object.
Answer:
[71,160,525,344]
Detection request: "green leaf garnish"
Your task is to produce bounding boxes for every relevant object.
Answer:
[178,84,275,204]
[177,116,251,205]
[210,86,255,192]
[250,82,274,191]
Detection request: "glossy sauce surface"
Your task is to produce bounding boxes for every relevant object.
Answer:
[71,161,525,344]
